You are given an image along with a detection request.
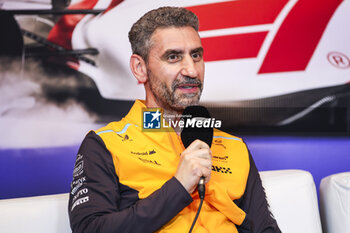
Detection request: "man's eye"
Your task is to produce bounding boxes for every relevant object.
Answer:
[168,54,180,62]
[192,52,202,61]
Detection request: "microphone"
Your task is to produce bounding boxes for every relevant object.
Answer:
[180,105,213,200]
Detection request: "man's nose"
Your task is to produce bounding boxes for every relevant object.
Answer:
[181,56,198,78]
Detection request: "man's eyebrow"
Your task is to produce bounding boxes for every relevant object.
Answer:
[161,47,204,59]
[191,47,203,54]
[161,49,183,59]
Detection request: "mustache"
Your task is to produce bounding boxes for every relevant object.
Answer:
[172,76,202,90]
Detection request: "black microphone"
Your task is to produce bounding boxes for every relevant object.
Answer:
[180,105,213,200]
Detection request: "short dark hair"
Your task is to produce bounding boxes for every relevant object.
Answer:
[128,7,199,62]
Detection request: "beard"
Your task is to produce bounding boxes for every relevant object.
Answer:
[147,68,203,112]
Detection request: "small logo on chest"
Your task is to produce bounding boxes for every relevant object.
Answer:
[212,165,232,174]
[130,150,157,156]
[138,157,161,166]
[213,155,229,163]
[213,139,226,149]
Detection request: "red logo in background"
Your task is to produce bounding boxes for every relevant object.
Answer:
[187,0,343,74]
[327,52,350,69]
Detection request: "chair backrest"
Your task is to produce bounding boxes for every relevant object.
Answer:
[260,169,322,233]
[0,170,322,233]
[0,193,71,233]
[319,172,350,233]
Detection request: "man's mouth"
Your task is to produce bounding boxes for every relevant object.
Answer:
[176,83,200,93]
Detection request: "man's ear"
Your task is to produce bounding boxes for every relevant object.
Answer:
[130,54,147,84]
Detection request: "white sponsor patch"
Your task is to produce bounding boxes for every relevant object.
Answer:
[71,176,86,189]
[73,160,84,177]
[71,181,84,195]
[72,188,89,203]
[76,154,83,162]
[71,196,89,211]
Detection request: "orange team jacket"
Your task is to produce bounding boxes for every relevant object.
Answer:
[68,100,281,233]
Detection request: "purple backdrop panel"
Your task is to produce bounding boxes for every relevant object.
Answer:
[245,136,350,194]
[1,137,349,199]
[0,146,78,199]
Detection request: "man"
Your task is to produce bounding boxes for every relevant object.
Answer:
[69,7,281,233]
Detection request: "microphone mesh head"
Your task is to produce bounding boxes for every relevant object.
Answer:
[181,105,213,148]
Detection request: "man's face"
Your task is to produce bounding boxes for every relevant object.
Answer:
[146,26,205,111]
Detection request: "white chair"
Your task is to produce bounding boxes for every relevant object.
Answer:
[319,172,350,233]
[0,193,71,233]
[0,170,322,233]
[260,170,323,233]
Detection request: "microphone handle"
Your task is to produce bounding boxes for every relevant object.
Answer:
[198,176,205,199]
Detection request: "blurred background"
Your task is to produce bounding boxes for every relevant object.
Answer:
[0,0,349,199]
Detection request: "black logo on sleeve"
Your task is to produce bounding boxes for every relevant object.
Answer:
[73,161,84,177]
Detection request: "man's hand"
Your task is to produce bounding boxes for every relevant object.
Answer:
[175,139,212,194]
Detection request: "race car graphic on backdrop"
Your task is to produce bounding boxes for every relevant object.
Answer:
[1,0,350,135]
[1,0,350,199]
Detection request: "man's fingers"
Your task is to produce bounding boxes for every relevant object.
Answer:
[184,139,210,152]
[202,168,211,184]
[176,139,213,193]
[194,157,212,170]
[182,148,212,160]
[195,166,211,183]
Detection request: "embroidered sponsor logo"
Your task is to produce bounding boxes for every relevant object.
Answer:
[122,134,133,141]
[73,160,84,177]
[71,176,86,189]
[149,150,156,155]
[72,188,88,203]
[214,139,222,144]
[71,196,89,211]
[138,157,161,166]
[118,133,133,141]
[131,150,156,156]
[213,155,229,161]
[212,165,232,174]
[131,151,148,156]
[213,139,226,148]
[71,181,84,195]
[76,153,83,162]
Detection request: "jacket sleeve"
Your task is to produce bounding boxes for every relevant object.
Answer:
[68,131,193,233]
[235,149,282,233]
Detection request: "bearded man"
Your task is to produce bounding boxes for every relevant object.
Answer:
[68,7,281,233]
